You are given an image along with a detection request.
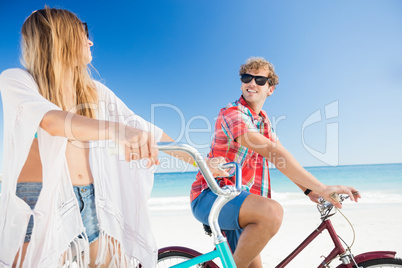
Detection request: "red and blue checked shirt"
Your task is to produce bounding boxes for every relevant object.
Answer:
[190,96,278,202]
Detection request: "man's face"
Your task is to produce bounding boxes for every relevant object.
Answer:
[241,68,274,105]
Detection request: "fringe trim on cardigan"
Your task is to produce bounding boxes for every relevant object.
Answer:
[57,232,90,267]
[95,230,141,268]
[52,230,143,267]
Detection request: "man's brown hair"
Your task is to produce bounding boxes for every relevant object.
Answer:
[239,57,279,87]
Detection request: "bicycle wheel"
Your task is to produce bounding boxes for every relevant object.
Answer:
[158,250,196,267]
[157,249,219,268]
[356,258,402,267]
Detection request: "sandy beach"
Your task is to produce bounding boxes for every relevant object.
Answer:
[151,201,402,267]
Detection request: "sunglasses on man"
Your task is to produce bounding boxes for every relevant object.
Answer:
[241,74,271,86]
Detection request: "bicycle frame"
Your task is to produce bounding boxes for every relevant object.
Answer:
[276,217,397,268]
[276,218,344,268]
[167,241,234,268]
[156,143,398,268]
[159,216,397,268]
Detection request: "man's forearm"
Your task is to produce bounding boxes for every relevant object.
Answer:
[269,145,326,193]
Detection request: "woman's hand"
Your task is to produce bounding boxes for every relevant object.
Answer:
[206,157,230,177]
[115,124,160,167]
[319,185,361,208]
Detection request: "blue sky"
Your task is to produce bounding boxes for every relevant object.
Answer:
[0,0,401,173]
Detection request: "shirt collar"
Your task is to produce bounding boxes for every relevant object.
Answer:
[238,95,268,120]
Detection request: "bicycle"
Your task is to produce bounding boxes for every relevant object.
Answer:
[156,142,402,268]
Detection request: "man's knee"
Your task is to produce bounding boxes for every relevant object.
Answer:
[239,195,283,232]
[260,199,283,229]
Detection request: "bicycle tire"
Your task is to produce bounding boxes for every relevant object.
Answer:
[356,258,402,267]
[157,249,219,268]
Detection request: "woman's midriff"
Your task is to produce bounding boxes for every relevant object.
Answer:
[17,139,94,185]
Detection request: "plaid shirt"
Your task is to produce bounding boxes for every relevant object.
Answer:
[190,96,277,202]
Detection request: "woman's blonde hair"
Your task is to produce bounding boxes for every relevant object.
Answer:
[21,7,97,118]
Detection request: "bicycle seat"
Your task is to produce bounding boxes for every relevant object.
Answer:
[203,224,213,237]
[203,224,229,238]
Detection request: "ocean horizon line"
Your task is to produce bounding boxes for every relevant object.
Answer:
[0,162,400,179]
[154,162,402,174]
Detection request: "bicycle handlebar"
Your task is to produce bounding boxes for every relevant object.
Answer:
[157,142,242,196]
[218,162,242,192]
[318,194,349,206]
[317,195,349,218]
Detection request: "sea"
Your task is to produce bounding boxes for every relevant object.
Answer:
[149,163,402,211]
[1,163,401,210]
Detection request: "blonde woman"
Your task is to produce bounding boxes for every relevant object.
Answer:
[0,7,226,267]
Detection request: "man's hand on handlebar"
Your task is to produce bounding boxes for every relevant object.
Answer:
[307,191,322,204]
[320,186,361,209]
[206,157,230,177]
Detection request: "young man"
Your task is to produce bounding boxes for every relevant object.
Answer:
[190,57,361,268]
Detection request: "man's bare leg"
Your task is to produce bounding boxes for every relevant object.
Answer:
[248,254,263,268]
[233,194,283,268]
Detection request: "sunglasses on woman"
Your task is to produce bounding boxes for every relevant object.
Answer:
[82,22,89,38]
[241,74,271,86]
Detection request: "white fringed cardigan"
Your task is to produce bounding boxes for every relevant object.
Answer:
[0,68,162,267]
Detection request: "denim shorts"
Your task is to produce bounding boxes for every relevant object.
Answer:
[16,182,100,244]
[191,188,251,252]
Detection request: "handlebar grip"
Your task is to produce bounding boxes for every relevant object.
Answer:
[330,192,341,203]
[218,162,242,192]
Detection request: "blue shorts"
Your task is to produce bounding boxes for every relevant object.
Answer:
[191,188,251,252]
[16,182,100,244]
